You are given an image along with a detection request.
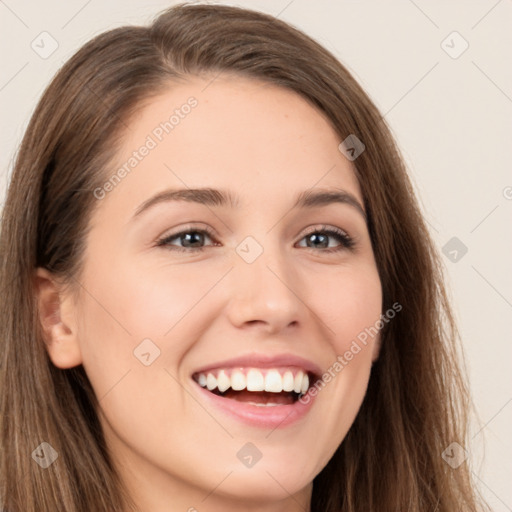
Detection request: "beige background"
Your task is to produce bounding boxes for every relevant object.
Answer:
[1,0,511,509]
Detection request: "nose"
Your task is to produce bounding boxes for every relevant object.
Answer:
[224,241,306,334]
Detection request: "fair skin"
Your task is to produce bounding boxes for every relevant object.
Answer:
[35,75,382,512]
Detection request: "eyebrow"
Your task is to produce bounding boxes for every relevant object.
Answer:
[133,187,366,221]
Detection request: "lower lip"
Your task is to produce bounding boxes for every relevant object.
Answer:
[193,382,317,429]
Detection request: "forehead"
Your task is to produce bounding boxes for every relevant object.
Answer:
[100,75,363,215]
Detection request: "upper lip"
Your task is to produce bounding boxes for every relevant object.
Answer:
[191,352,323,379]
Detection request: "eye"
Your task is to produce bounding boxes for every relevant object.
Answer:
[156,225,217,252]
[296,225,355,253]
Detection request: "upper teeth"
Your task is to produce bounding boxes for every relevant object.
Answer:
[196,368,310,394]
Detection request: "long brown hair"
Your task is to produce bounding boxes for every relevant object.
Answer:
[0,3,491,511]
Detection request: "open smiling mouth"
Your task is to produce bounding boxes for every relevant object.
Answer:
[191,368,313,407]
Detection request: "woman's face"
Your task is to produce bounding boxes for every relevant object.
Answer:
[60,76,382,510]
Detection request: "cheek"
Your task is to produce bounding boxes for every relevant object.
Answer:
[111,256,228,339]
[78,254,218,350]
[74,269,206,452]
[310,263,382,354]
[75,255,228,410]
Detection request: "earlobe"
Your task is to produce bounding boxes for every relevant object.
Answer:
[33,268,83,369]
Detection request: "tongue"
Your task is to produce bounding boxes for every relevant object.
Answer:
[222,389,294,405]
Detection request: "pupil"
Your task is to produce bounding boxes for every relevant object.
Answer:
[309,233,327,248]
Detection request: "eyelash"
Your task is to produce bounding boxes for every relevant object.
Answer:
[156,224,355,254]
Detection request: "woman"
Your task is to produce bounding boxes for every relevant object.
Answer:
[0,3,491,511]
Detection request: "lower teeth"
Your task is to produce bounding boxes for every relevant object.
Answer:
[207,387,306,405]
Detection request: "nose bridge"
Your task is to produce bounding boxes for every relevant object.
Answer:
[226,233,303,331]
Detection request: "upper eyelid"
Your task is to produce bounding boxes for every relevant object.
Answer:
[301,225,349,236]
[160,224,350,238]
[159,224,216,241]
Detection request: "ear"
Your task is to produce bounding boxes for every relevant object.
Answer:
[33,267,82,369]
